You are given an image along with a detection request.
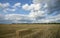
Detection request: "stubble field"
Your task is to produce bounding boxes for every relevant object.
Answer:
[0,24,60,38]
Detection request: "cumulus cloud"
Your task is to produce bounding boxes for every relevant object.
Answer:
[3,8,16,13]
[22,3,41,10]
[0,3,16,13]
[4,14,34,23]
[5,14,25,20]
[22,4,29,10]
[22,1,48,19]
[22,0,60,23]
[4,13,60,23]
[29,10,45,18]
[13,3,21,8]
[0,3,10,8]
[0,3,21,13]
[0,13,60,24]
[0,0,60,24]
[0,14,11,24]
[32,0,44,4]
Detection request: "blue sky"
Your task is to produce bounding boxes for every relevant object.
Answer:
[0,0,32,14]
[0,0,32,5]
[0,0,60,24]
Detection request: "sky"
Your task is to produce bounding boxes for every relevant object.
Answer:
[0,0,60,24]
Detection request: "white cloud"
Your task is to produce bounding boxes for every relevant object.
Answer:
[29,10,45,18]
[47,14,60,21]
[32,0,50,4]
[22,0,48,19]
[33,0,40,3]
[22,3,47,19]
[4,14,33,23]
[22,3,41,10]
[0,3,21,13]
[3,8,16,13]
[32,0,45,4]
[0,3,10,8]
[22,4,29,10]
[0,3,21,9]
[29,4,41,10]
[5,13,59,23]
[0,3,16,13]
[0,0,60,23]
[13,3,21,8]
[6,8,16,11]
[5,14,24,20]
[0,13,60,24]
[5,14,31,21]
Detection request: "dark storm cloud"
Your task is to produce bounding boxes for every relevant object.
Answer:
[46,0,60,14]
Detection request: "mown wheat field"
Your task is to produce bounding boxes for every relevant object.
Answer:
[0,24,60,38]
